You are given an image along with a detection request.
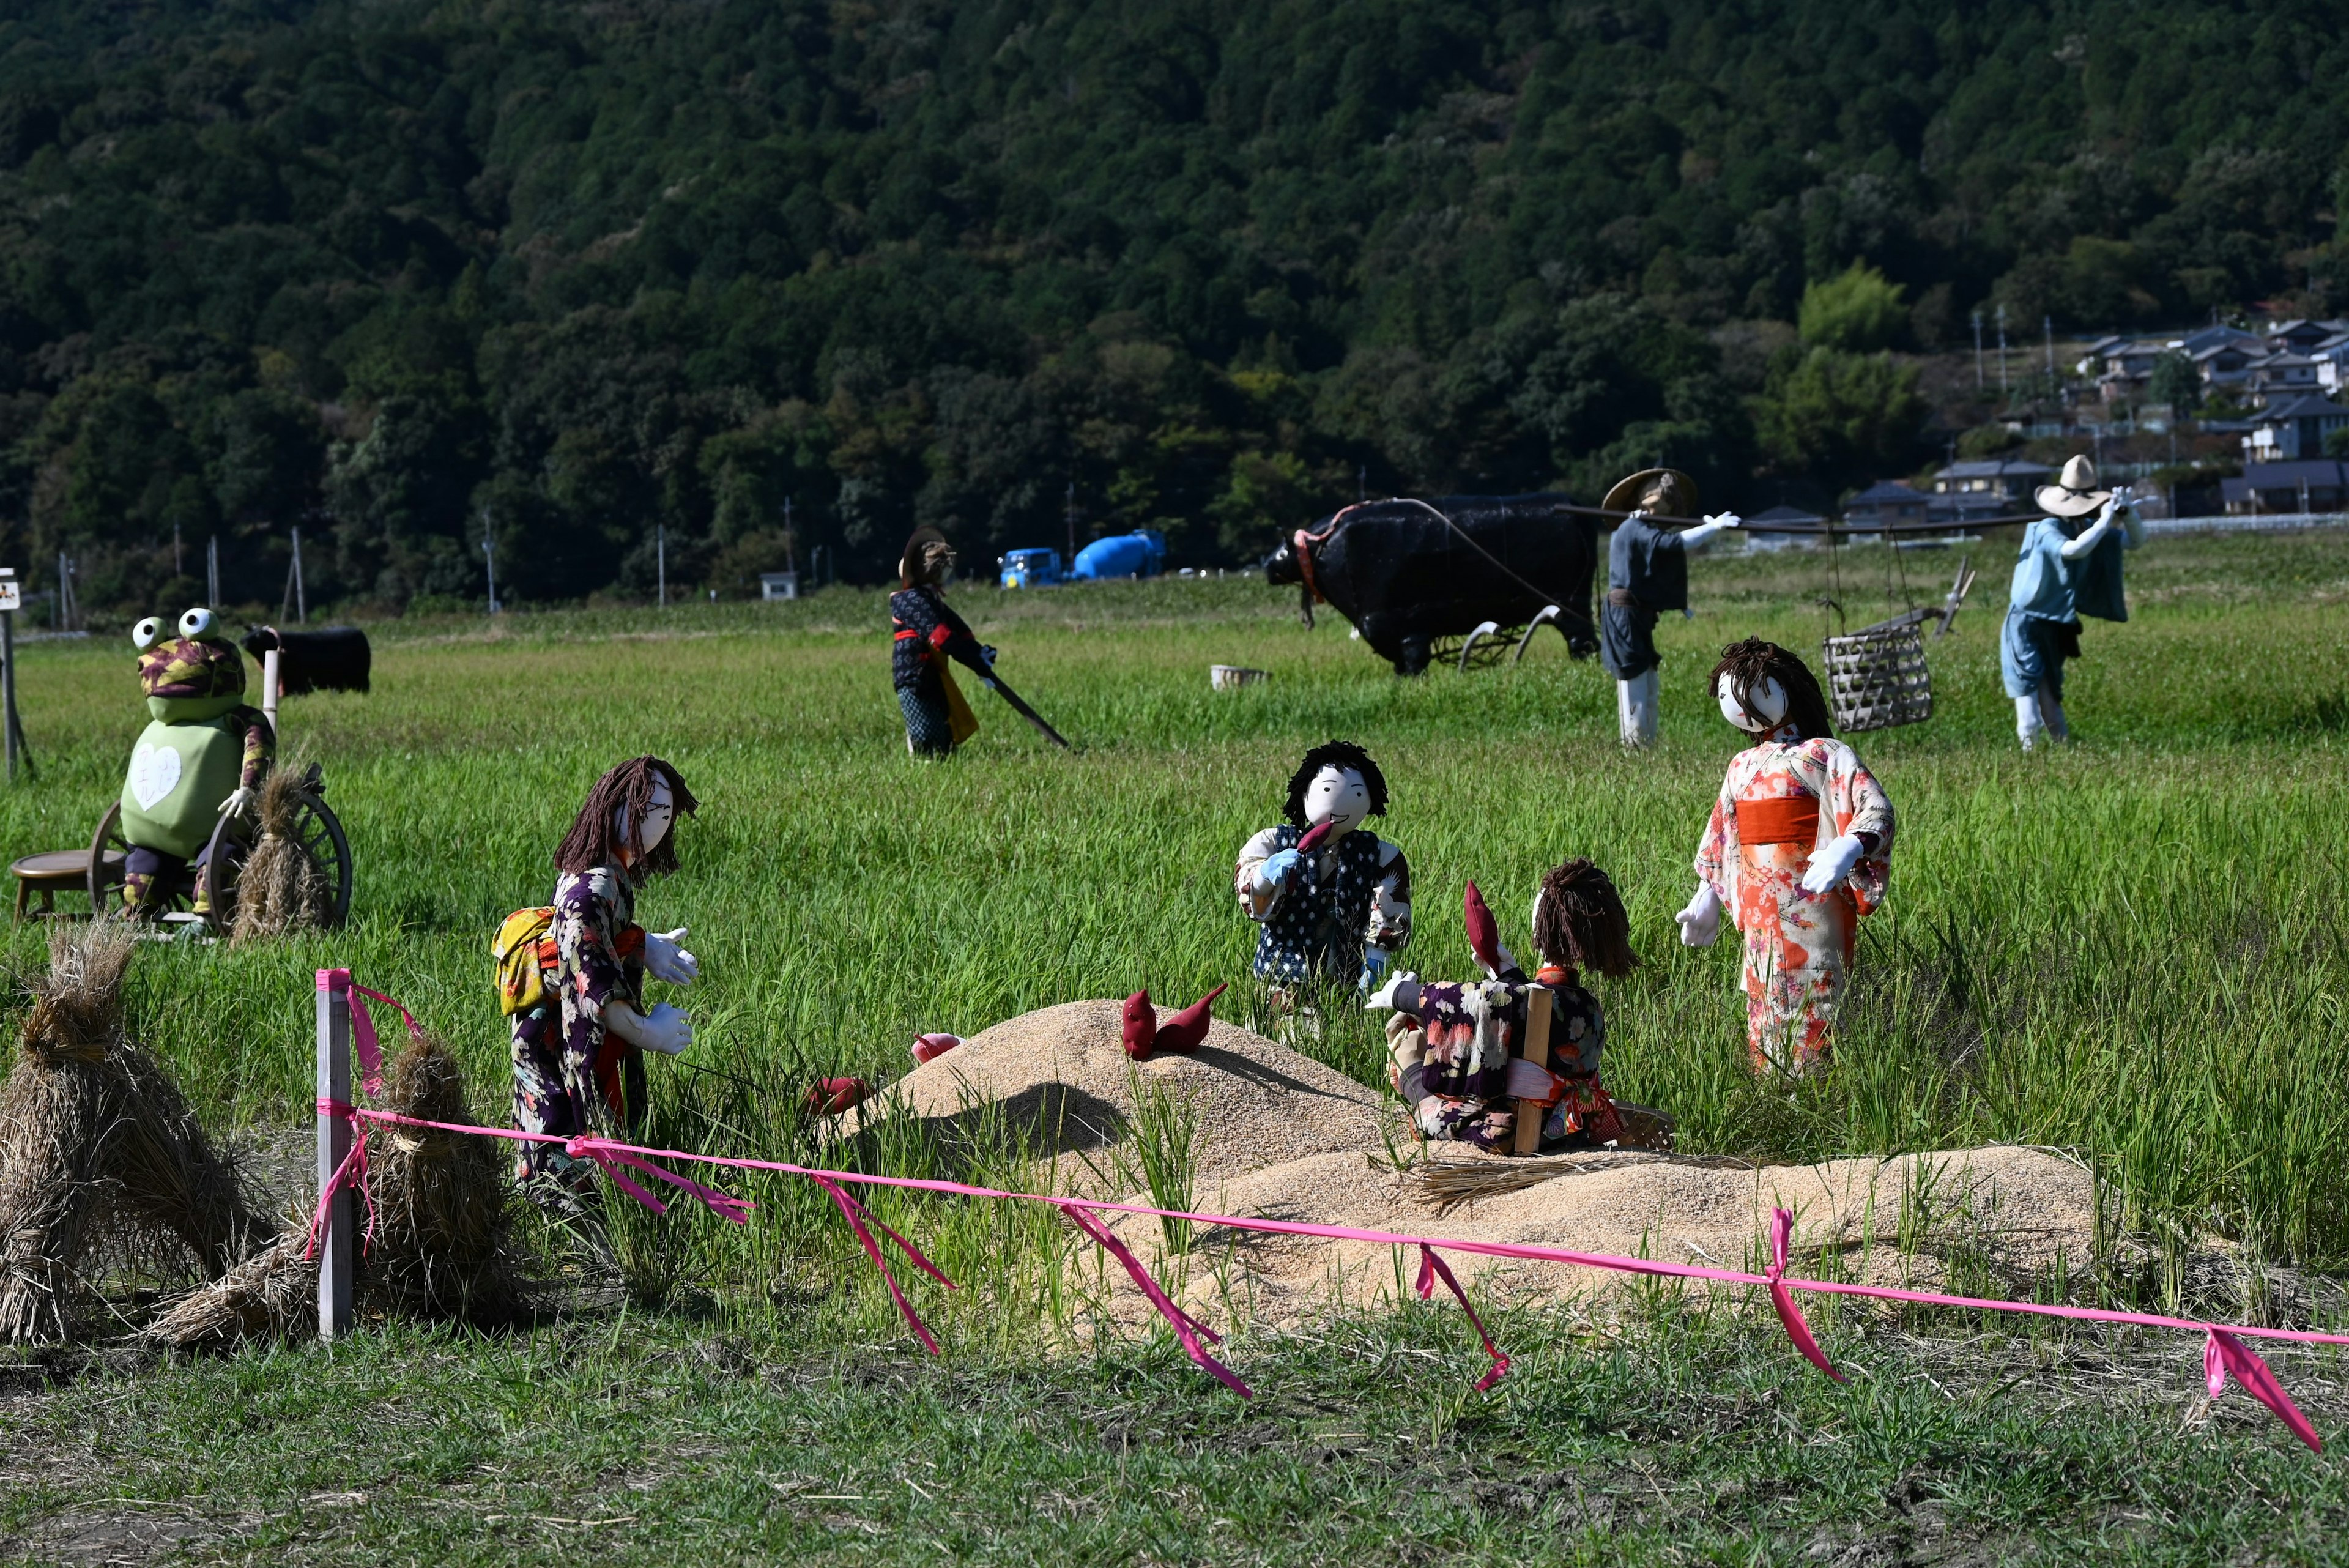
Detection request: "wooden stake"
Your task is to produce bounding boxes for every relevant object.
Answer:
[316,970,352,1340]
[1512,984,1553,1156]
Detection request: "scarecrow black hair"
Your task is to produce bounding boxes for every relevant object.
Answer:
[1283,740,1388,825]
[1709,638,1835,741]
[554,756,700,879]
[1533,858,1639,978]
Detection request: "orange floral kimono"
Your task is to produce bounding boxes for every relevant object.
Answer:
[1693,727,1894,1074]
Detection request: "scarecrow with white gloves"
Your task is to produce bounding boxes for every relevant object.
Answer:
[1234,741,1411,994]
[503,756,702,1193]
[1675,640,1894,1077]
[2002,455,2142,750]
[1599,467,1742,748]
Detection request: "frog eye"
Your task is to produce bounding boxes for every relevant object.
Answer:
[132,617,163,650]
[178,607,215,639]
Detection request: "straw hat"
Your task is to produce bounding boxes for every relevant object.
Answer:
[1601,467,1698,517]
[2033,455,2111,518]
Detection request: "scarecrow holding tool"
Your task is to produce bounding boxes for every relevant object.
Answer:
[1676,640,1894,1077]
[499,756,702,1194]
[117,608,274,915]
[2002,455,2141,751]
[1366,863,1638,1152]
[1599,468,1742,748]
[1234,741,1411,994]
[891,526,1068,754]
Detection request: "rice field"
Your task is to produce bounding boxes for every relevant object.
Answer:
[0,526,2345,1561]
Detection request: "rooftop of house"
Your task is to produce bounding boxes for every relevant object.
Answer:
[1844,480,1931,506]
[2237,459,2349,485]
[1934,457,2055,479]
[2254,394,2349,421]
[1747,503,1825,525]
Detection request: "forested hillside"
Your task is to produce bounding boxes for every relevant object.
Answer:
[1,0,2343,609]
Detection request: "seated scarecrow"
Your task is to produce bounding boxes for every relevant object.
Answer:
[1367,860,1638,1153]
[1233,740,1411,995]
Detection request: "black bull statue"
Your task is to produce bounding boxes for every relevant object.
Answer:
[1265,494,1600,675]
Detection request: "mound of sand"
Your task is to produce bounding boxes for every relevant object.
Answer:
[856,999,1387,1187]
[856,999,2103,1328]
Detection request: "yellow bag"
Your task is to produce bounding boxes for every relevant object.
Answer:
[492,905,558,1016]
[939,663,980,747]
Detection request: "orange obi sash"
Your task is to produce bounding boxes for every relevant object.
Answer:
[1735,794,1820,846]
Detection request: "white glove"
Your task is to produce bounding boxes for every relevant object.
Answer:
[1800,834,1866,896]
[612,1001,692,1055]
[1706,511,1743,529]
[1505,1057,1565,1107]
[1675,883,1722,948]
[1364,969,1417,1011]
[217,786,256,819]
[644,926,700,986]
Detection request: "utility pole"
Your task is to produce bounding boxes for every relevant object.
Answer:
[0,566,26,783]
[783,496,796,572]
[481,513,500,614]
[1064,481,1077,565]
[174,521,183,579]
[1996,305,2009,398]
[1357,464,1366,503]
[1972,309,1984,390]
[281,527,308,623]
[206,536,220,608]
[656,523,667,608]
[2044,314,2055,399]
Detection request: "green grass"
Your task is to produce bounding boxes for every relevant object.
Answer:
[1,527,2346,1560]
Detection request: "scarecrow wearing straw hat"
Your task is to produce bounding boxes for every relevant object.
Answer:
[116,608,275,915]
[890,526,998,757]
[1234,741,1412,994]
[1598,469,1742,748]
[1675,639,1894,1077]
[1365,861,1638,1152]
[2002,455,2142,750]
[504,756,702,1192]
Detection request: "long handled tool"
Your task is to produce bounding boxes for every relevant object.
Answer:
[981,672,1072,749]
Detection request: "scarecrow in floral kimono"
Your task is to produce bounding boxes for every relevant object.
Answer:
[1599,467,1742,748]
[1234,741,1411,994]
[2002,455,2142,750]
[508,756,702,1191]
[891,526,998,757]
[1367,861,1639,1152]
[1675,640,1894,1076]
[117,608,275,915]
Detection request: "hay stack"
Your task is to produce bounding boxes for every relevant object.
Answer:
[230,765,330,944]
[0,927,265,1341]
[144,1031,521,1349]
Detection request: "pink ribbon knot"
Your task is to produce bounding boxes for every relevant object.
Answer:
[1059,1202,1252,1397]
[1415,1244,1510,1391]
[563,1136,754,1225]
[2206,1326,2321,1453]
[306,1097,378,1259]
[1768,1208,1842,1381]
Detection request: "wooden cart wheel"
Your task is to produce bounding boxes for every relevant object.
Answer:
[294,789,354,928]
[87,801,196,920]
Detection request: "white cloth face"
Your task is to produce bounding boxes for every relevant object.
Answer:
[615,777,677,863]
[1301,765,1370,838]
[1717,673,1788,732]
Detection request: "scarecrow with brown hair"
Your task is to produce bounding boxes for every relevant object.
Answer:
[1675,640,1894,1076]
[1366,861,1639,1151]
[1599,467,1742,748]
[507,756,702,1188]
[891,526,997,757]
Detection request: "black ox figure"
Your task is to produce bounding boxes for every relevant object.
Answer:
[1264,494,1601,675]
[242,625,372,696]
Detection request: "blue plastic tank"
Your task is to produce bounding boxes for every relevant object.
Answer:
[1070,530,1167,580]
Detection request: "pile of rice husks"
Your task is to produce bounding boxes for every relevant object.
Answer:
[0,927,265,1341]
[860,999,2101,1329]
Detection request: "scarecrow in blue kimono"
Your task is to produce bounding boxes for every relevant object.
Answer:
[1598,468,1742,748]
[2002,456,2141,750]
[1367,861,1639,1152]
[116,608,275,915]
[1233,741,1412,994]
[503,756,702,1192]
[891,526,998,757]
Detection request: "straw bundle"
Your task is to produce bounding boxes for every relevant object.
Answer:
[0,927,264,1341]
[1409,1148,1756,1214]
[144,1030,521,1348]
[230,765,330,945]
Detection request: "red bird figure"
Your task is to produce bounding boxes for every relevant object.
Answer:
[801,1076,872,1117]
[911,1032,962,1065]
[1152,983,1228,1054]
[1463,880,1505,975]
[1122,989,1157,1058]
[1296,819,1335,855]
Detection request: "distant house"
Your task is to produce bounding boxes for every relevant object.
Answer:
[2192,340,2261,388]
[2246,351,2323,402]
[1930,457,2051,521]
[1743,503,1823,551]
[2311,332,2349,393]
[1841,480,1931,537]
[2264,319,2347,355]
[2242,395,2349,461]
[2221,459,2349,514]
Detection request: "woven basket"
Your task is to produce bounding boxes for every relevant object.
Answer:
[1822,623,1931,732]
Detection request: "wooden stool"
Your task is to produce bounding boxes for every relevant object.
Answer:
[13,850,121,921]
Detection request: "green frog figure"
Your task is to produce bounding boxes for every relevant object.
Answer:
[118,607,275,913]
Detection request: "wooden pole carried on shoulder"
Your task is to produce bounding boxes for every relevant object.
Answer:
[316,970,353,1339]
[1512,985,1553,1157]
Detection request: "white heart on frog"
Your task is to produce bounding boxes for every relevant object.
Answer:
[129,743,182,811]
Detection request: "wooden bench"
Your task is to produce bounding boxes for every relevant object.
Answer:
[12,849,123,921]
